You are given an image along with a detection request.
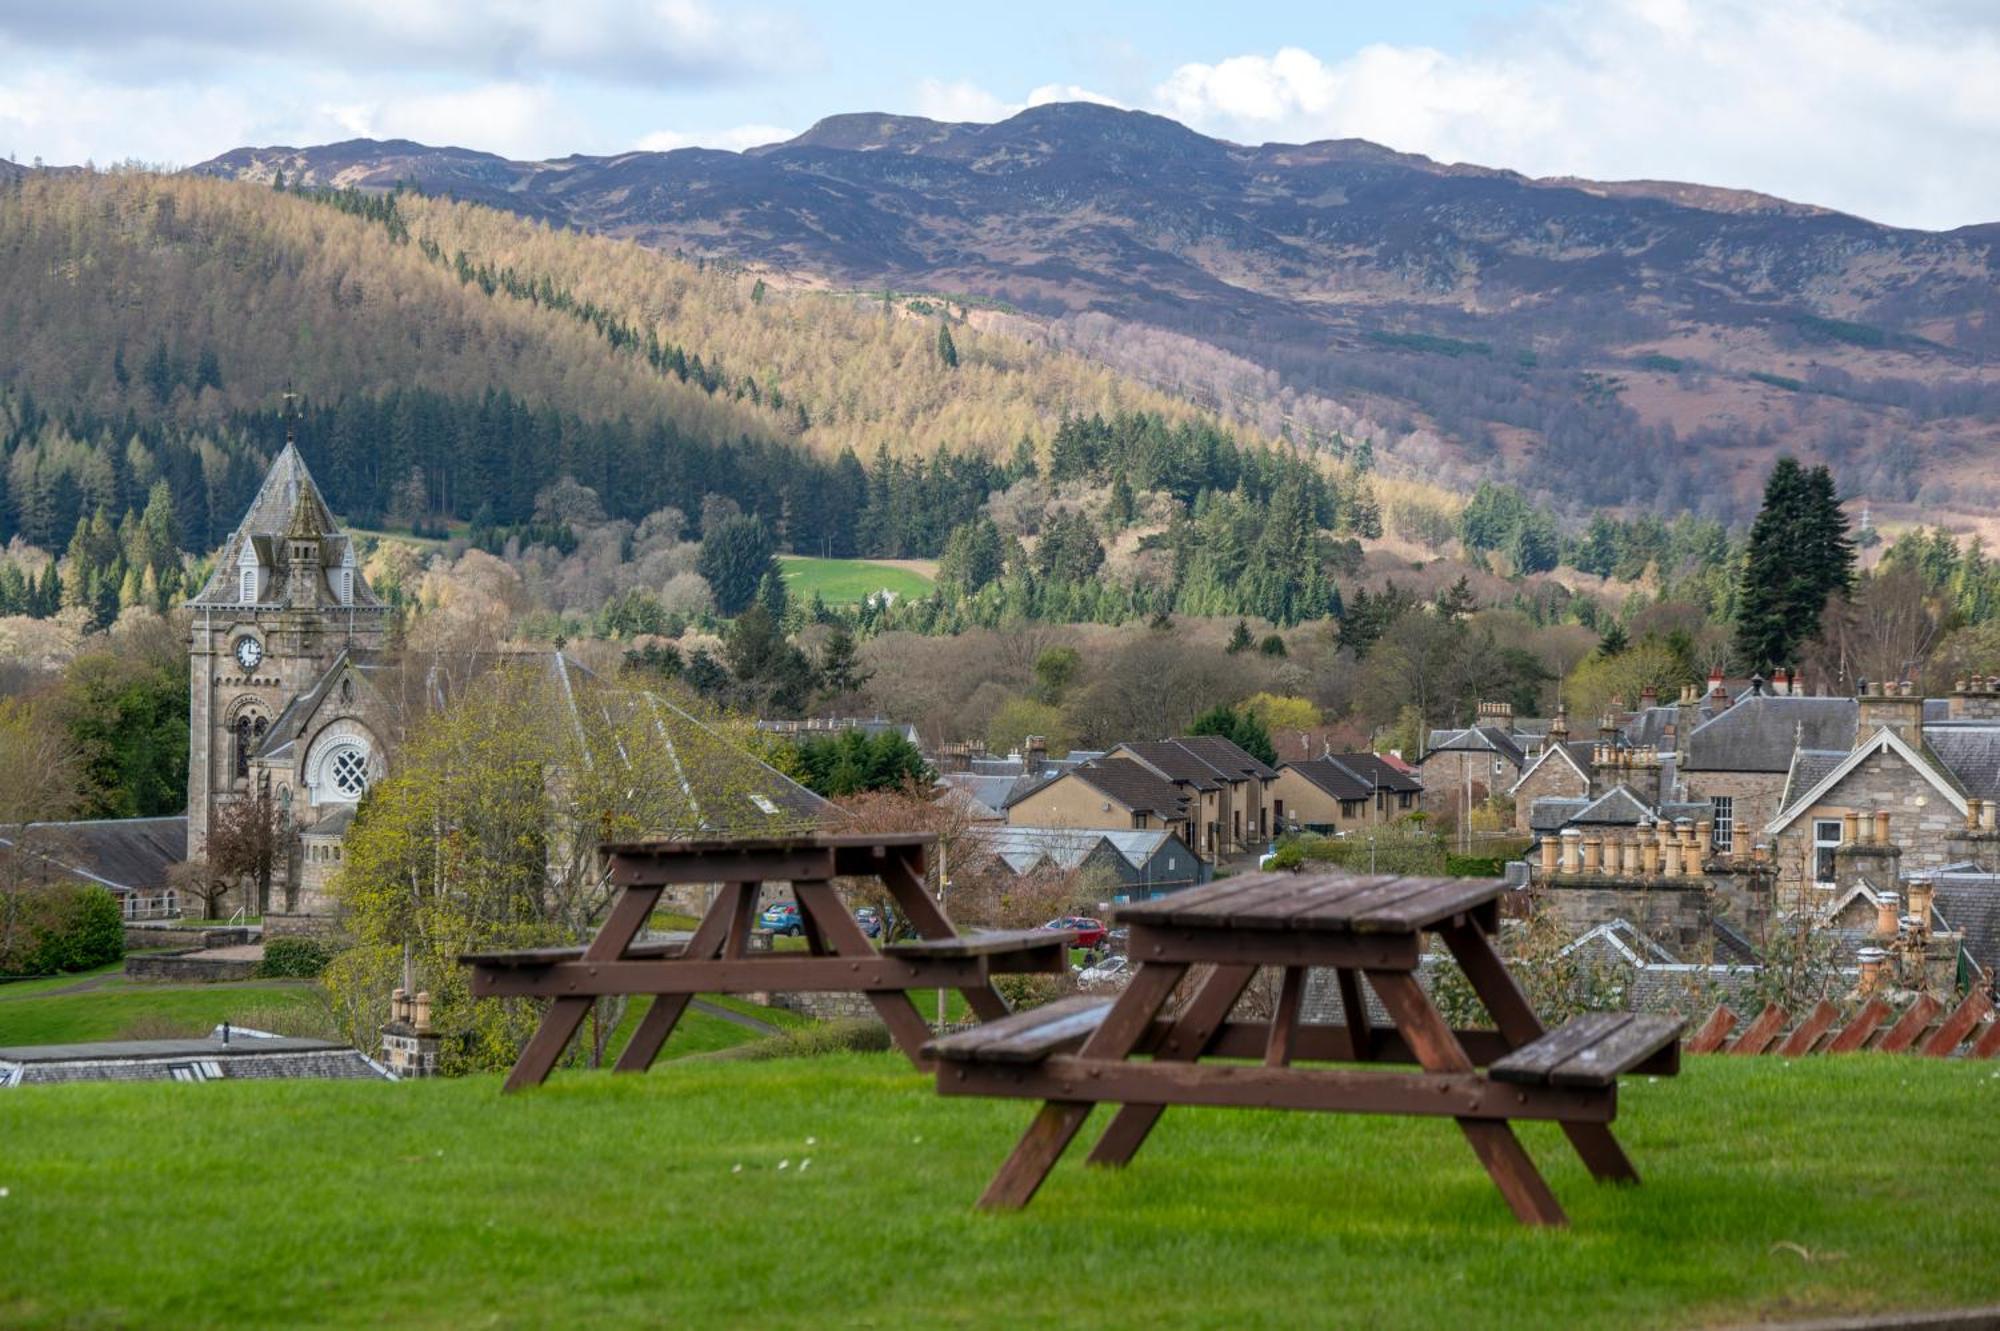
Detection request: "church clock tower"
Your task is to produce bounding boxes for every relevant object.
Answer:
[186,435,388,867]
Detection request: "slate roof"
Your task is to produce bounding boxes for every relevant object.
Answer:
[1685,696,1858,772]
[0,817,187,893]
[1781,748,1850,809]
[967,826,1191,876]
[1528,797,1591,834]
[1509,739,1594,796]
[938,772,1027,819]
[1117,740,1224,791]
[1923,724,2000,801]
[1933,868,2000,982]
[1622,706,1680,752]
[1328,752,1423,794]
[189,443,382,610]
[1571,786,1655,825]
[1016,758,1189,819]
[1282,757,1373,801]
[0,1030,388,1087]
[1424,725,1525,768]
[1169,734,1279,781]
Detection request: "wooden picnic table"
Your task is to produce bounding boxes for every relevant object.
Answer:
[463,833,1071,1091]
[927,871,1682,1227]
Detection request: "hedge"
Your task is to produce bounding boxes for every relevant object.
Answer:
[0,883,125,977]
[256,936,339,979]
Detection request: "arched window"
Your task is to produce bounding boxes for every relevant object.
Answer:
[324,743,369,800]
[233,714,268,779]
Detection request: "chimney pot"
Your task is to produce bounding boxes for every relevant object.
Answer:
[1844,810,1862,846]
[1873,810,1892,846]
[1858,946,1888,994]
[1875,893,1901,939]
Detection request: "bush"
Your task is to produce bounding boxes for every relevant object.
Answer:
[707,1019,892,1062]
[1444,854,1509,878]
[256,936,339,979]
[0,883,124,977]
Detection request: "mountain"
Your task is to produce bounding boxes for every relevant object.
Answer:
[193,104,2000,520]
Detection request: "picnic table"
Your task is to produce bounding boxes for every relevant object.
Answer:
[463,833,1072,1091]
[926,871,1682,1227]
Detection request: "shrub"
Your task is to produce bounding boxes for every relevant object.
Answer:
[0,883,124,977]
[708,1019,892,1062]
[256,936,339,979]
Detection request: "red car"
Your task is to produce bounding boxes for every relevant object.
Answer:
[1043,915,1109,949]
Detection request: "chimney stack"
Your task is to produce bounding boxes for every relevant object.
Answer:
[1906,877,1935,936]
[1875,891,1901,939]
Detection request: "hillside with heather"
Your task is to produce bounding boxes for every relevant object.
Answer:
[191,104,2000,522]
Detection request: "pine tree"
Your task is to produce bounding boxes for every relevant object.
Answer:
[1227,619,1254,654]
[1734,457,1853,672]
[935,321,958,369]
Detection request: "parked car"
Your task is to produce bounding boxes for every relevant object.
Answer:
[1042,915,1109,949]
[758,901,802,936]
[854,906,883,939]
[1077,954,1132,988]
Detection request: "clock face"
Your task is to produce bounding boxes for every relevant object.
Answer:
[234,636,264,671]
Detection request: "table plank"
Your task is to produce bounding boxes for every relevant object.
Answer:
[1489,1013,1634,1085]
[1348,878,1507,933]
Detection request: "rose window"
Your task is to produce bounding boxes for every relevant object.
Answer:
[329,747,369,798]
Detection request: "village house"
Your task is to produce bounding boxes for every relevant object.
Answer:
[1002,757,1194,851]
[1108,736,1277,859]
[1271,753,1422,835]
[1418,701,1526,817]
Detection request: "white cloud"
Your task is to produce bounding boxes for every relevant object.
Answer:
[914,78,1123,123]
[1149,0,2000,229]
[634,123,794,153]
[0,0,811,87]
[320,84,583,158]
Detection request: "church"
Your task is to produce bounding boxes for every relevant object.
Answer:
[186,438,391,923]
[75,435,827,932]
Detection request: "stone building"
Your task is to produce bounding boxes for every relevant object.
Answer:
[1418,702,1525,817]
[182,442,828,929]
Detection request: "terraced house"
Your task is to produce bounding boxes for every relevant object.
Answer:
[1108,736,1278,860]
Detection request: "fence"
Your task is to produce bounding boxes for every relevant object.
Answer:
[1685,991,2000,1058]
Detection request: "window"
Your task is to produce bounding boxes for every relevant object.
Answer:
[323,743,369,800]
[1710,796,1734,853]
[240,568,256,602]
[338,568,353,604]
[1813,818,1843,885]
[233,714,267,779]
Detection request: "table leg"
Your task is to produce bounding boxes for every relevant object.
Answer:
[1265,966,1307,1067]
[505,884,663,1092]
[794,883,936,1063]
[1088,964,1256,1167]
[1367,968,1567,1227]
[613,884,745,1074]
[979,962,1187,1210]
[1335,967,1373,1061]
[1438,921,1639,1185]
[880,849,1010,1023]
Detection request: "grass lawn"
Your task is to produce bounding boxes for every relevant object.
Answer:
[0,979,325,1045]
[3,1056,1997,1328]
[779,554,933,604]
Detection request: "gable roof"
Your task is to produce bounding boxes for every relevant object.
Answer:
[1423,725,1524,769]
[1115,740,1224,791]
[1169,734,1279,781]
[1779,747,1849,810]
[1765,725,1969,834]
[189,443,382,610]
[1923,723,2000,801]
[1019,757,1189,819]
[968,825,1186,876]
[1685,695,1857,773]
[1507,739,1593,797]
[1328,752,1423,794]
[1281,757,1373,801]
[0,816,187,893]
[1571,785,1655,825]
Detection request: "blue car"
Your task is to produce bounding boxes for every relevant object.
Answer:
[758,901,802,936]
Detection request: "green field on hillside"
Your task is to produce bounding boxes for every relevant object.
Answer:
[779,555,934,604]
[2,1055,1996,1329]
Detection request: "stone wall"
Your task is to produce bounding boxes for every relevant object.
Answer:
[1776,746,1965,891]
[125,950,261,983]
[767,990,880,1022]
[1419,749,1517,816]
[123,925,258,951]
[1680,769,1787,857]
[1540,875,1712,952]
[1510,752,1587,834]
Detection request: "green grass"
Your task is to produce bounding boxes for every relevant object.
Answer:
[0,979,324,1044]
[2,1056,1996,1328]
[0,960,132,999]
[779,554,933,604]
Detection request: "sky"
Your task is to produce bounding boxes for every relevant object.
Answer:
[1,0,1996,230]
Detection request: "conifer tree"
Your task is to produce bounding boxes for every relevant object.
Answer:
[935,321,958,369]
[1734,457,1854,672]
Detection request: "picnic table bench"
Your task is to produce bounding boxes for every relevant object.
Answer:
[927,871,1681,1227]
[463,833,1070,1091]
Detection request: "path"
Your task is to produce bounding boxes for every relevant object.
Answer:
[688,998,786,1037]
